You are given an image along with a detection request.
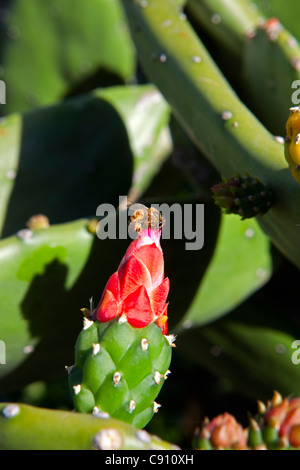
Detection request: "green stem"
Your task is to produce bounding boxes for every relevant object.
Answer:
[186,0,259,58]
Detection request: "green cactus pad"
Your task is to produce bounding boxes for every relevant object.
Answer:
[0,0,135,115]
[0,403,179,450]
[68,318,172,429]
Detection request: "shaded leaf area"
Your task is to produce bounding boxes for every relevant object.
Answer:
[95,85,172,199]
[0,0,135,115]
[0,84,171,239]
[177,287,300,401]
[0,94,133,238]
[146,344,258,448]
[161,200,221,330]
[176,214,272,328]
[0,221,131,392]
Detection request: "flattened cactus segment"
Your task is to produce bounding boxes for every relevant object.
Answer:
[0,403,179,450]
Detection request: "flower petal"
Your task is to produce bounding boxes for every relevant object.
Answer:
[120,228,162,264]
[101,272,119,301]
[150,277,170,316]
[118,256,152,301]
[93,289,119,322]
[121,285,153,328]
[134,243,164,287]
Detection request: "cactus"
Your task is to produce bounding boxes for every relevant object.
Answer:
[211,174,275,219]
[68,318,172,428]
[68,226,173,429]
[0,218,95,388]
[195,391,300,450]
[122,0,300,272]
[250,0,300,46]
[0,93,133,238]
[195,413,248,450]
[0,114,21,237]
[2,0,300,451]
[0,402,179,450]
[97,84,172,200]
[186,0,259,58]
[0,0,135,115]
[254,392,300,449]
[187,0,300,135]
[0,84,170,238]
[243,16,300,135]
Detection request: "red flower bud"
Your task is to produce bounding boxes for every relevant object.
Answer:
[202,413,247,450]
[93,228,169,334]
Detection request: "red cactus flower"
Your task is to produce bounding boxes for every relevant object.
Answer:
[92,228,169,334]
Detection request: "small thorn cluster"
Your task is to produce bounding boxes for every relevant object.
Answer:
[211,174,274,219]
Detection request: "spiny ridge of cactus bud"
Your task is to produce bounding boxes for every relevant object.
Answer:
[69,227,172,429]
[68,317,172,429]
[194,413,248,450]
[285,106,300,184]
[211,175,274,219]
